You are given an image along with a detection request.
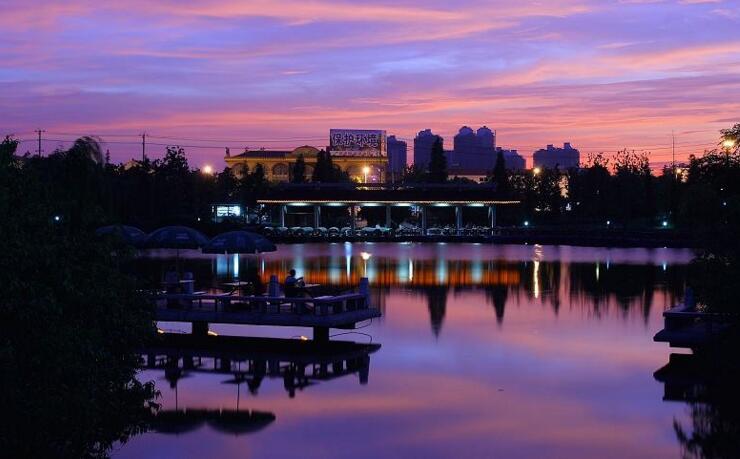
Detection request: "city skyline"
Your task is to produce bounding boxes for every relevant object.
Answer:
[2,0,738,167]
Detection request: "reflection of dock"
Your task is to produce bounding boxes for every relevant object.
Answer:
[653,353,709,403]
[143,334,381,396]
[150,409,276,436]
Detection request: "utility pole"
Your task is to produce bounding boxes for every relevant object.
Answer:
[141,132,146,161]
[34,129,45,157]
[672,130,675,169]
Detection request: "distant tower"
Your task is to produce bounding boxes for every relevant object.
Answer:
[452,126,476,168]
[387,135,407,181]
[533,142,580,169]
[413,129,443,168]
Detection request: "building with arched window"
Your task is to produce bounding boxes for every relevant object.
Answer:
[224,145,388,182]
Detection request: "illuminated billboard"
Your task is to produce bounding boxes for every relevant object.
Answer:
[329,129,387,157]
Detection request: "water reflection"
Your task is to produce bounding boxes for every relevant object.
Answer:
[121,244,698,458]
[135,244,690,335]
[144,334,380,398]
[654,352,740,459]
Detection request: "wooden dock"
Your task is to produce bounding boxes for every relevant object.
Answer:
[152,291,380,341]
[654,304,733,349]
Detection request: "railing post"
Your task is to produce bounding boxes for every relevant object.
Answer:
[359,277,370,308]
[268,274,280,296]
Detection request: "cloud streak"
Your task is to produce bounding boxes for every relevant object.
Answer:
[1,0,737,165]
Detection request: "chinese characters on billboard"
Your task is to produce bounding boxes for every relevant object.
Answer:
[329,129,387,157]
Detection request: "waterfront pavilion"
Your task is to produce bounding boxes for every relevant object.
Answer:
[257,183,520,232]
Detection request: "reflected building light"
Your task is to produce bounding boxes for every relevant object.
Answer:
[533,260,540,299]
[436,259,447,284]
[329,259,341,283]
[233,254,239,279]
[294,258,304,277]
[409,259,414,282]
[346,255,351,280]
[472,260,483,283]
[366,258,377,283]
[216,254,227,277]
[595,263,600,282]
[662,261,667,271]
[397,258,409,283]
[360,252,372,261]
[261,258,265,275]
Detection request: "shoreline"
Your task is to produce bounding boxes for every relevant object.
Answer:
[263,229,698,249]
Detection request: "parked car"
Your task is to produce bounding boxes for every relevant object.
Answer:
[327,227,341,237]
[361,225,391,237]
[426,227,443,236]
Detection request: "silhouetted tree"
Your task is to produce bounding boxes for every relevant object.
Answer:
[215,166,238,202]
[0,142,158,457]
[401,164,426,183]
[427,138,447,183]
[291,154,306,183]
[491,150,509,196]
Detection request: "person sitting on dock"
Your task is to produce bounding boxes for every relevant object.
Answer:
[284,269,304,297]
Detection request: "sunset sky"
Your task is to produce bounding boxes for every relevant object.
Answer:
[2,0,738,167]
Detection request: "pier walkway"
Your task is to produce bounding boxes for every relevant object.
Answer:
[152,290,380,341]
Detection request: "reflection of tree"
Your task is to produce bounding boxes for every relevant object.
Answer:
[675,390,740,459]
[656,346,740,459]
[423,286,448,337]
[568,263,685,321]
[484,285,508,325]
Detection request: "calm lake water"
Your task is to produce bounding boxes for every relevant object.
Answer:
[117,243,698,459]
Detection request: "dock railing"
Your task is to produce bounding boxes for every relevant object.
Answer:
[151,291,371,316]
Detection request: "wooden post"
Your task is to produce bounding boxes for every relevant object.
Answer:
[313,326,329,343]
[350,205,356,232]
[455,206,462,234]
[421,206,427,235]
[268,274,280,297]
[359,277,370,308]
[192,321,209,336]
[385,205,392,228]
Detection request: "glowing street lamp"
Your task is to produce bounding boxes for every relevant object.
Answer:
[533,167,541,176]
[362,166,370,183]
[722,139,735,150]
[202,164,214,175]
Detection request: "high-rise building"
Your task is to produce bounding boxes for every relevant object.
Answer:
[448,125,498,175]
[387,135,407,181]
[475,126,496,155]
[533,142,580,169]
[413,129,443,168]
[495,147,526,171]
